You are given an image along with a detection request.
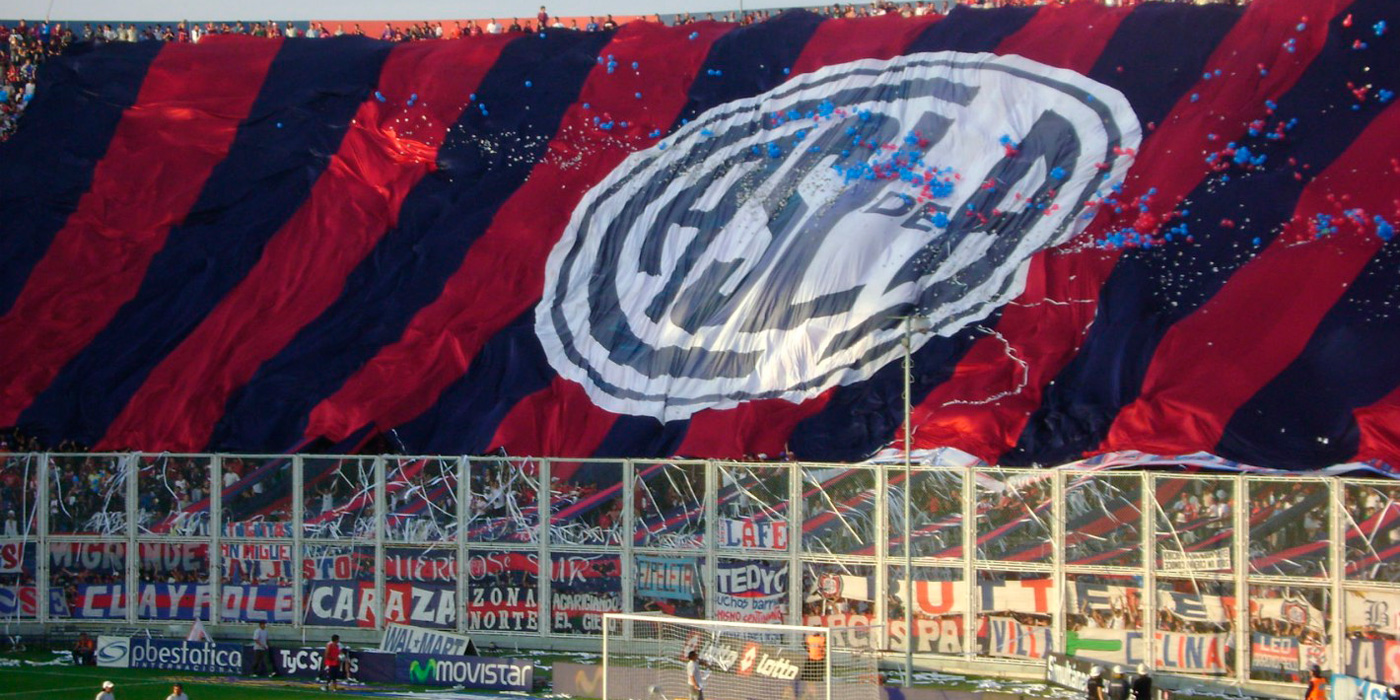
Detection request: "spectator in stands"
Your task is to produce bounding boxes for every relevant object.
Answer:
[73,632,96,665]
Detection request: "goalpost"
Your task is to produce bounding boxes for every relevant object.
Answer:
[601,613,881,700]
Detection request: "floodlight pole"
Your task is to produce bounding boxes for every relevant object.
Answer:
[902,315,914,687]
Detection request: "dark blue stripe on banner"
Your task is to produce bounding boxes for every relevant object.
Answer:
[16,37,394,447]
[593,416,689,460]
[1218,240,1400,468]
[904,5,1037,54]
[209,31,611,452]
[786,5,1044,462]
[393,312,552,454]
[0,41,164,316]
[789,319,997,462]
[395,16,827,456]
[672,10,824,129]
[1007,0,1399,467]
[1084,3,1241,129]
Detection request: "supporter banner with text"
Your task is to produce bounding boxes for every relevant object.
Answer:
[716,559,786,625]
[302,581,456,628]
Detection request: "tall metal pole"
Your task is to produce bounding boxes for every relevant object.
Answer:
[902,316,914,686]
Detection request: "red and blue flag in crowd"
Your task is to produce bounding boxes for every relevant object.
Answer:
[0,0,1398,471]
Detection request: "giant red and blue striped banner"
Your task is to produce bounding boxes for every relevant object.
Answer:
[1,1,1397,470]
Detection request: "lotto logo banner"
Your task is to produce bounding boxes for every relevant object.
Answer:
[126,638,244,674]
[397,654,533,690]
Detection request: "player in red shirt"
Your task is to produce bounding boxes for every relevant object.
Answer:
[322,634,343,692]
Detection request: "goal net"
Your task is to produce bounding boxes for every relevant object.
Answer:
[601,613,881,700]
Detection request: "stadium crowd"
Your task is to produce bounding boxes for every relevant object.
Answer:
[1,0,1254,140]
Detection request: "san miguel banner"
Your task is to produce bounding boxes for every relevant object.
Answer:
[716,560,787,625]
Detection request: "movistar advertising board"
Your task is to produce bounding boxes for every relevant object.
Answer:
[396,653,533,690]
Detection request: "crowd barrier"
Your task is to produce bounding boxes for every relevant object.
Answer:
[2,452,1399,691]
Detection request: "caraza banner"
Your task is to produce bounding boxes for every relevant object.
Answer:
[302,581,456,628]
[396,654,533,690]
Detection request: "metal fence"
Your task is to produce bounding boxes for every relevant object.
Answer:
[1,452,1398,687]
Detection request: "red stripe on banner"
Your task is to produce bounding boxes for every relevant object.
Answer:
[790,13,941,75]
[908,0,1350,462]
[97,37,511,450]
[1358,387,1400,466]
[678,393,835,459]
[993,1,1128,72]
[0,39,282,427]
[1107,102,1400,455]
[490,378,618,459]
[304,22,734,443]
